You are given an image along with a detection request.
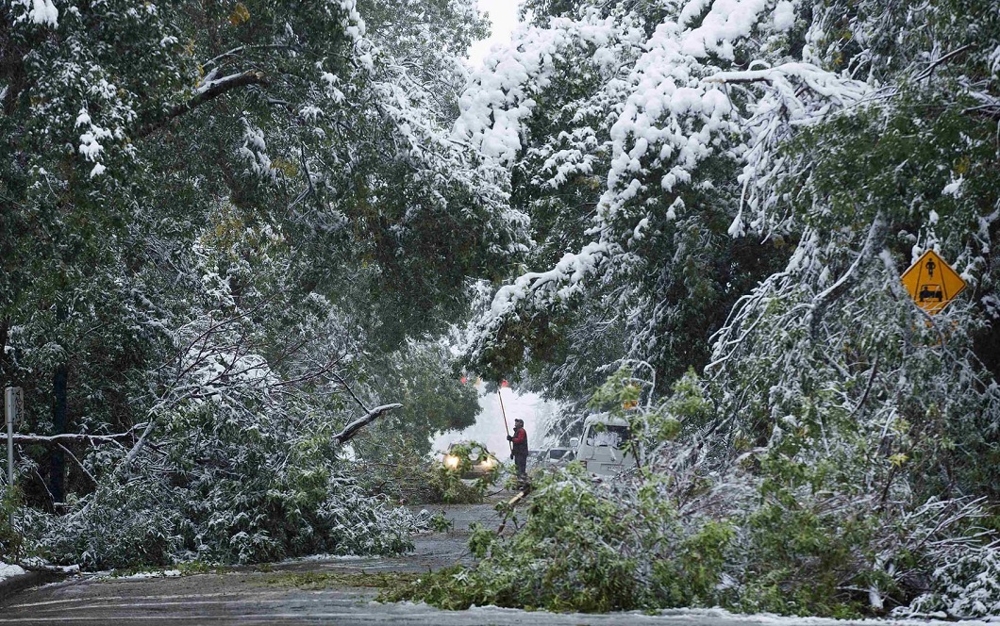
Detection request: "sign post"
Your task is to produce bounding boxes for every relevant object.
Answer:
[900,250,967,315]
[4,387,22,490]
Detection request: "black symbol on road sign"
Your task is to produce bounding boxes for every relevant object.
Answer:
[919,284,943,302]
[901,250,966,314]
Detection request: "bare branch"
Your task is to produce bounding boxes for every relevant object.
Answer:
[916,44,975,81]
[57,443,98,486]
[332,372,371,413]
[0,432,136,445]
[332,403,403,445]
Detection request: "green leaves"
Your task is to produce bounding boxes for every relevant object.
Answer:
[1,0,523,569]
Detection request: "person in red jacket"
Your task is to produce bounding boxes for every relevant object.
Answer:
[507,418,529,478]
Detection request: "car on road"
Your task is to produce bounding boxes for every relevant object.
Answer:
[441,441,499,479]
[544,447,575,465]
[570,413,638,476]
[526,449,544,469]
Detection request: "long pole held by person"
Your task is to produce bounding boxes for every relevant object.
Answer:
[497,388,512,453]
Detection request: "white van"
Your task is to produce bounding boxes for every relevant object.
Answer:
[570,414,638,476]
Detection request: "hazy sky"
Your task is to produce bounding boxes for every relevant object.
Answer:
[467,0,520,67]
[432,384,561,458]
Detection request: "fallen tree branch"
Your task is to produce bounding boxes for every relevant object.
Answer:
[332,403,403,445]
[0,432,136,445]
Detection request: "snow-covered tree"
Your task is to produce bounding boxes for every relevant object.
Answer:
[459,0,999,450]
[459,0,802,399]
[1,0,513,567]
[421,0,1000,617]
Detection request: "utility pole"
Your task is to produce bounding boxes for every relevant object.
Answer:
[4,386,22,491]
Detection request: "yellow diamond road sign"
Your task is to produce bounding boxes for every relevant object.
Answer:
[900,250,967,314]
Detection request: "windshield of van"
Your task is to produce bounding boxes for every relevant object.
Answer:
[585,424,630,448]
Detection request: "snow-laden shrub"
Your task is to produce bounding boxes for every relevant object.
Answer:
[36,479,184,570]
[900,545,1000,619]
[723,489,1000,618]
[32,470,415,571]
[390,360,1000,618]
[729,486,888,617]
[384,466,740,612]
[885,499,1000,620]
[390,453,1000,617]
[25,403,417,570]
[0,486,25,562]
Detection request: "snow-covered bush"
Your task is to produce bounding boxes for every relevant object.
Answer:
[901,543,1000,620]
[386,469,670,611]
[0,487,25,563]
[27,401,417,570]
[36,478,184,570]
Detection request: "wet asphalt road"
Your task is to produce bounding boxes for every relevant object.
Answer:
[0,501,524,625]
[0,499,925,625]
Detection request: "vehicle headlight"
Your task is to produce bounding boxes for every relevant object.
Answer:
[481,457,495,468]
[444,455,460,470]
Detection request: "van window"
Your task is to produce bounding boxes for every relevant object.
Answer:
[585,424,629,448]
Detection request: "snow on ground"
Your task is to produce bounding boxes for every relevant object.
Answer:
[645,607,999,626]
[282,554,367,563]
[0,562,26,582]
[462,604,996,626]
[115,569,182,580]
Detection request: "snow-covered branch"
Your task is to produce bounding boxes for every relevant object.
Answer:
[332,403,403,445]
[807,213,887,340]
[137,70,269,138]
[0,432,137,445]
[706,63,870,110]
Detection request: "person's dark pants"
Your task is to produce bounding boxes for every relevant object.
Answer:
[514,454,527,477]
